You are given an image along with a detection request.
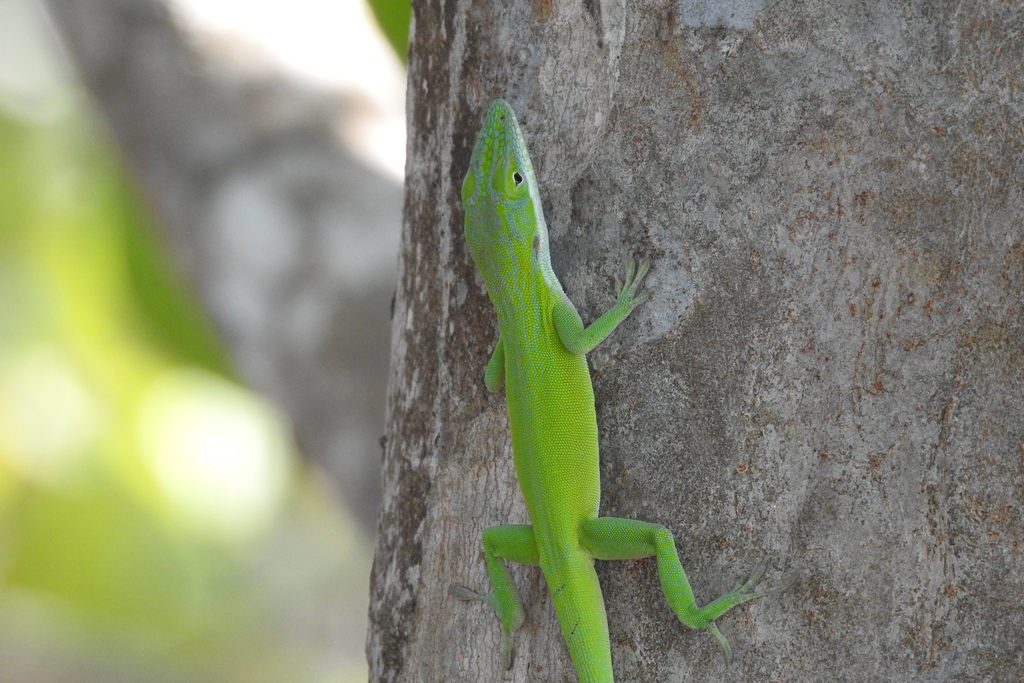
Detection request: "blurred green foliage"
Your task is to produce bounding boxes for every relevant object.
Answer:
[0,57,368,683]
[123,191,235,377]
[365,0,411,63]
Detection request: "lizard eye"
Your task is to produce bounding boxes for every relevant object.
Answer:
[513,172,524,186]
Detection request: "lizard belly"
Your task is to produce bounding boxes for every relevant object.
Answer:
[506,349,601,544]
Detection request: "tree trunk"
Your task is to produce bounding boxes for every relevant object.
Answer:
[370,0,1024,681]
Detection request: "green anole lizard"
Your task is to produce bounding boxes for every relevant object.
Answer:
[453,99,794,682]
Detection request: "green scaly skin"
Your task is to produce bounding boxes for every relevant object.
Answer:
[452,99,795,682]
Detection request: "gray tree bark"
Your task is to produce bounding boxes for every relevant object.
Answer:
[42,0,400,534]
[369,0,1024,681]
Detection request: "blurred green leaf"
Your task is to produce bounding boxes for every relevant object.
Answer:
[5,474,199,632]
[119,190,235,379]
[365,0,411,63]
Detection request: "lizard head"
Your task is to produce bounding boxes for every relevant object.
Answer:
[461,99,551,296]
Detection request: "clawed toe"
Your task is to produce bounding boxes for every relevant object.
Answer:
[707,621,733,666]
[450,584,484,601]
[737,559,768,593]
[737,557,797,598]
[763,572,799,596]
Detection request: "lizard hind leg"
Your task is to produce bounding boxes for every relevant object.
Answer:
[450,524,539,671]
[579,517,796,663]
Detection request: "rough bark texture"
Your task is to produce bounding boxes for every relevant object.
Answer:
[42,0,400,534]
[369,0,1023,681]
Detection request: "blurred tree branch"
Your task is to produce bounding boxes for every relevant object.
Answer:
[43,0,400,534]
